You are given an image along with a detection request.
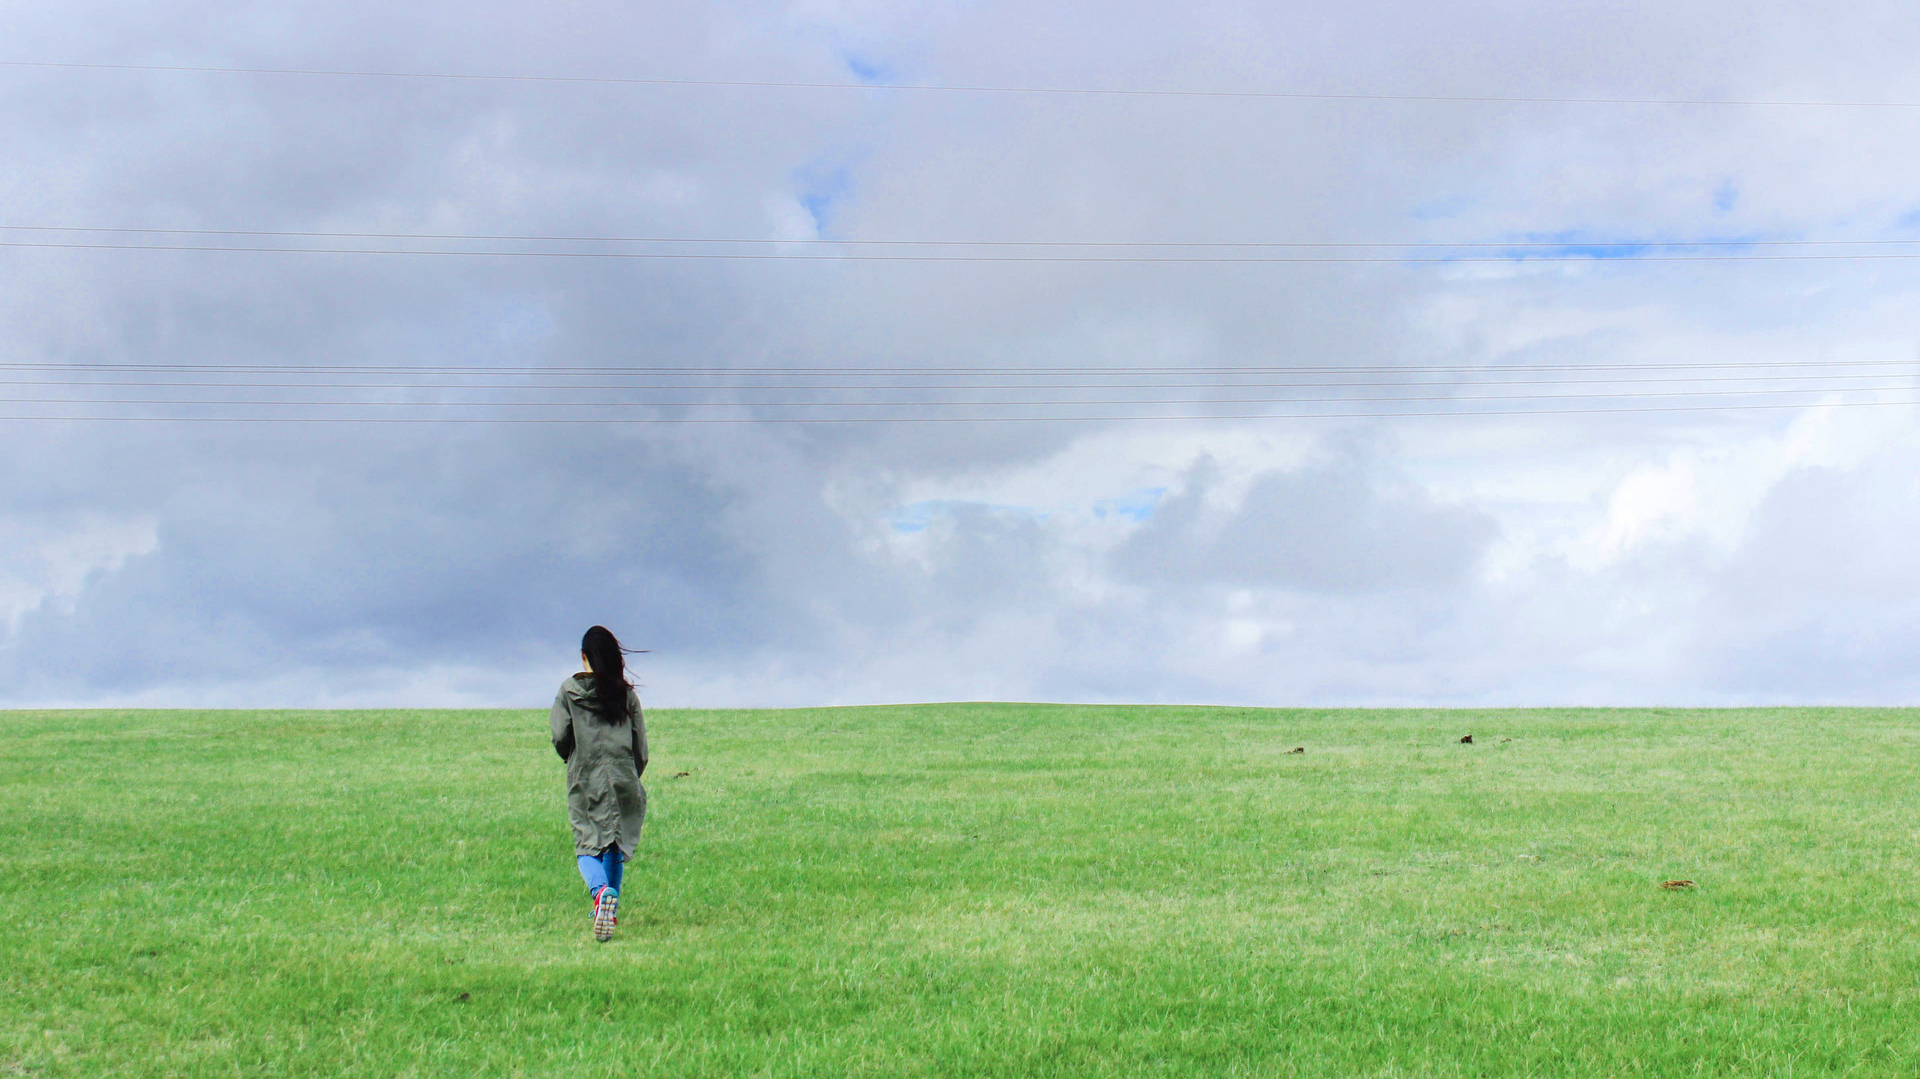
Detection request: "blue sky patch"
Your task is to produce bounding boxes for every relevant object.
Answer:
[793,159,858,232]
[1093,487,1166,522]
[844,53,894,84]
[1510,228,1774,261]
[1529,240,1654,260]
[1713,178,1739,213]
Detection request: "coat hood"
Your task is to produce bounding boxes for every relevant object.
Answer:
[562,672,596,702]
[563,672,627,708]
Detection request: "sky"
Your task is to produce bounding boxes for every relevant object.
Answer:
[5,0,1920,708]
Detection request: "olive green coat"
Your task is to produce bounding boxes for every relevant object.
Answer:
[549,674,648,857]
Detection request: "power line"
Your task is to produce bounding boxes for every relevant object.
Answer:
[8,370,1912,391]
[10,239,1920,263]
[4,398,1917,424]
[5,359,1915,375]
[6,224,1919,249]
[5,58,1919,110]
[9,385,1914,409]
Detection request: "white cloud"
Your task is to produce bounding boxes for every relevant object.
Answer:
[4,0,1920,706]
[0,514,158,633]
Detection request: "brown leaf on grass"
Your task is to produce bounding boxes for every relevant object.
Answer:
[457,992,471,1002]
[1288,747,1305,754]
[1459,735,1474,744]
[673,771,690,778]
[1660,880,1697,890]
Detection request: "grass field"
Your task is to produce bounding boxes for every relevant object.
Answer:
[4,704,1919,1077]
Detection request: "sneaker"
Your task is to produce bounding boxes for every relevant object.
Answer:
[592,887,619,942]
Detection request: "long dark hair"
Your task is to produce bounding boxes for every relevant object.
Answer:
[580,625,637,723]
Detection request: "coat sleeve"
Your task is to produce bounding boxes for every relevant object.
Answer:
[550,690,575,762]
[628,688,648,775]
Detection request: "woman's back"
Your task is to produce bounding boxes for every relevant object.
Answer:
[554,672,646,774]
[549,670,648,862]
[553,624,649,942]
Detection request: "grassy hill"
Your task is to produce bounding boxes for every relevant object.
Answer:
[4,704,1918,1077]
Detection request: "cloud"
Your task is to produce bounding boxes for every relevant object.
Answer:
[0,512,158,632]
[3,0,1920,706]
[0,427,769,696]
[1117,440,1498,593]
[1690,453,1920,701]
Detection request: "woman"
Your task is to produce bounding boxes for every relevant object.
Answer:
[549,625,648,942]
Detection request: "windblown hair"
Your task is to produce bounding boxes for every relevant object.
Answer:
[580,625,633,724]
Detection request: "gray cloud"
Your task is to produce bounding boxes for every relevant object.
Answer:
[3,0,1920,706]
[1692,460,1920,701]
[1117,441,1497,593]
[0,427,764,694]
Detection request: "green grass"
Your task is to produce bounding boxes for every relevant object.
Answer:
[4,705,1920,1077]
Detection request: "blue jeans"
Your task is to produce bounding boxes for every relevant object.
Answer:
[577,845,625,895]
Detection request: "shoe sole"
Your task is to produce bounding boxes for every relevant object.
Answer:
[593,892,618,942]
